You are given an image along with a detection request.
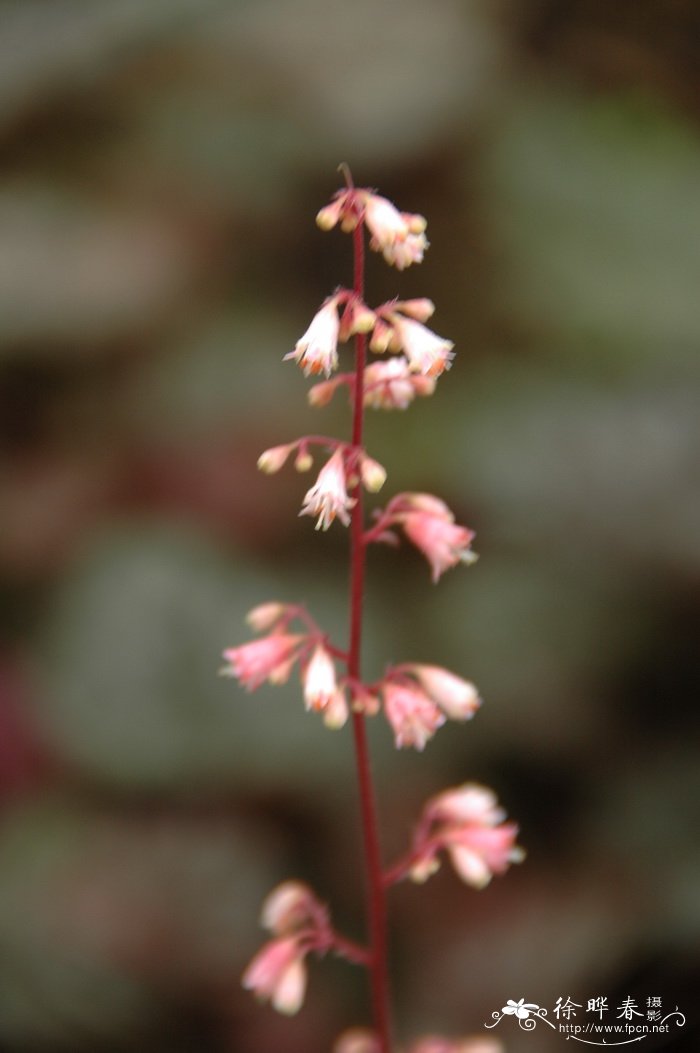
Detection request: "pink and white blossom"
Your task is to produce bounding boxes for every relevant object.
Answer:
[299,448,355,530]
[302,644,338,713]
[363,358,436,411]
[382,681,445,751]
[409,783,524,889]
[361,192,428,270]
[398,498,476,583]
[285,297,341,377]
[405,665,481,721]
[242,936,308,1015]
[390,315,454,377]
[221,633,304,691]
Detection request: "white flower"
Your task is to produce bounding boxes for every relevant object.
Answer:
[302,644,338,712]
[299,448,355,530]
[390,315,454,377]
[362,192,428,270]
[285,297,340,377]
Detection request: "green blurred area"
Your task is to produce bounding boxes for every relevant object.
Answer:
[0,2,699,1051]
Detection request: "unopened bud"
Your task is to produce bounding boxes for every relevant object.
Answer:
[360,455,387,493]
[257,443,294,474]
[294,449,314,472]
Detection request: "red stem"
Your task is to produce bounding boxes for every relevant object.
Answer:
[347,213,393,1052]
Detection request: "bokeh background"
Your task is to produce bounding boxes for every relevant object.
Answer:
[1,1,699,1051]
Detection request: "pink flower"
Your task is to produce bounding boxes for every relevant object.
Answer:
[299,448,355,530]
[242,936,307,1015]
[285,297,340,377]
[405,665,481,721]
[396,495,476,582]
[390,315,454,377]
[363,358,436,410]
[221,633,304,691]
[410,783,524,889]
[382,680,445,751]
[361,191,428,270]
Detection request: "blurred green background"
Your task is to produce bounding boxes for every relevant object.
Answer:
[1,1,698,1051]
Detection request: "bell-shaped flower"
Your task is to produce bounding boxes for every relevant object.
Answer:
[363,358,436,411]
[299,448,355,530]
[302,644,338,711]
[390,315,454,377]
[382,680,445,751]
[221,633,304,691]
[397,495,476,582]
[409,783,524,889]
[361,191,428,270]
[242,935,308,1015]
[404,665,481,721]
[285,296,341,377]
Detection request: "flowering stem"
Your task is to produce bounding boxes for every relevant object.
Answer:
[347,215,393,1053]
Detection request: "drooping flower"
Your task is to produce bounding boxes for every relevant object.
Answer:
[382,680,445,751]
[299,448,355,530]
[361,191,428,270]
[363,358,436,410]
[404,665,481,721]
[285,296,341,377]
[221,633,304,691]
[409,783,524,889]
[302,644,338,713]
[390,315,454,377]
[242,936,308,1015]
[395,494,477,582]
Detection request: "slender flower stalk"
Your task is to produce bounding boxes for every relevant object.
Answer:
[346,199,393,1053]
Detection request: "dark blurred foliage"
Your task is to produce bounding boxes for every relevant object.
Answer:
[0,2,698,1051]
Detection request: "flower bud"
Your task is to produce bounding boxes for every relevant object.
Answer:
[294,449,314,472]
[360,454,387,493]
[257,443,295,474]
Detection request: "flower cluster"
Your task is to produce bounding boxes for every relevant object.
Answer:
[398,784,525,889]
[221,603,348,727]
[242,882,331,1015]
[317,188,428,270]
[378,664,481,751]
[223,179,524,1048]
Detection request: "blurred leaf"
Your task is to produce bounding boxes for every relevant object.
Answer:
[0,797,273,1048]
[32,524,393,793]
[485,88,700,355]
